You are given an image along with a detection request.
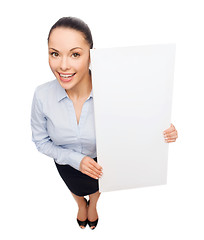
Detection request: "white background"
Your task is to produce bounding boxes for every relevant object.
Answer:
[0,0,203,239]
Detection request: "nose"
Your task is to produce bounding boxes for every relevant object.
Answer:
[60,56,71,71]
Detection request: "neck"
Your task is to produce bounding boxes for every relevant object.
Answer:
[66,70,92,101]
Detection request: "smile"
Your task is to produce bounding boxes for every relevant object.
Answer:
[59,73,76,78]
[58,72,76,82]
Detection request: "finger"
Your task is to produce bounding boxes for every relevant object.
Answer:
[164,130,178,138]
[83,170,99,179]
[165,137,177,141]
[90,159,103,171]
[165,139,176,143]
[164,138,177,142]
[164,133,177,140]
[165,130,178,139]
[87,163,103,178]
[84,163,102,178]
[81,164,98,178]
[88,163,102,176]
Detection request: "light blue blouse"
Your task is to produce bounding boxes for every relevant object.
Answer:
[31,79,97,171]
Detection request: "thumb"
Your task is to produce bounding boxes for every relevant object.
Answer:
[163,123,174,134]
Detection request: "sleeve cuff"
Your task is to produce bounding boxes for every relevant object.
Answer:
[56,149,86,171]
[69,151,86,170]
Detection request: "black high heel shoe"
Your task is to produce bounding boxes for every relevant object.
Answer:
[87,200,99,230]
[76,198,88,229]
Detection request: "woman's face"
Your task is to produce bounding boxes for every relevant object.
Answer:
[48,27,91,91]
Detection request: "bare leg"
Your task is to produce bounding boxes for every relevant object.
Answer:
[71,192,88,229]
[88,191,101,229]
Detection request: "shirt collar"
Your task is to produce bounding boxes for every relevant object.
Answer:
[56,79,93,102]
[56,80,68,102]
[89,89,93,99]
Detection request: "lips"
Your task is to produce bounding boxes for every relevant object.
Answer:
[58,72,76,82]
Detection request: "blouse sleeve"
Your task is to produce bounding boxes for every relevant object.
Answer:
[30,90,86,171]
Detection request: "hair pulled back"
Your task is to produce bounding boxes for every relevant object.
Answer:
[47,16,93,49]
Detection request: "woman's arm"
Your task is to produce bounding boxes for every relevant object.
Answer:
[31,90,86,171]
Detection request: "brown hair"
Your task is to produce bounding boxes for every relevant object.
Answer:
[47,16,93,49]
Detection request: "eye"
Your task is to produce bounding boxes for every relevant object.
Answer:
[50,52,59,57]
[72,52,80,58]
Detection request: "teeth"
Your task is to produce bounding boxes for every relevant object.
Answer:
[60,73,75,78]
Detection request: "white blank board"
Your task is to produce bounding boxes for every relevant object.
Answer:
[90,44,176,193]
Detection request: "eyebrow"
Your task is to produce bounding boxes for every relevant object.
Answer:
[49,47,83,52]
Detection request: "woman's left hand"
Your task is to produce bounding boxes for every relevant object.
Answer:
[163,123,178,143]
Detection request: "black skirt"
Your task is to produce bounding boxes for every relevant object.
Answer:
[54,157,99,196]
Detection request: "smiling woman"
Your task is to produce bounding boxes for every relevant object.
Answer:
[31,17,102,230]
[31,16,178,231]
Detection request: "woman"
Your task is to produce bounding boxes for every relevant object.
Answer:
[31,17,178,230]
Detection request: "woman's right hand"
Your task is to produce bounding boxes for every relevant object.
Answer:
[80,156,103,179]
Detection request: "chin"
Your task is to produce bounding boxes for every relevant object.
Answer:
[58,80,72,88]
